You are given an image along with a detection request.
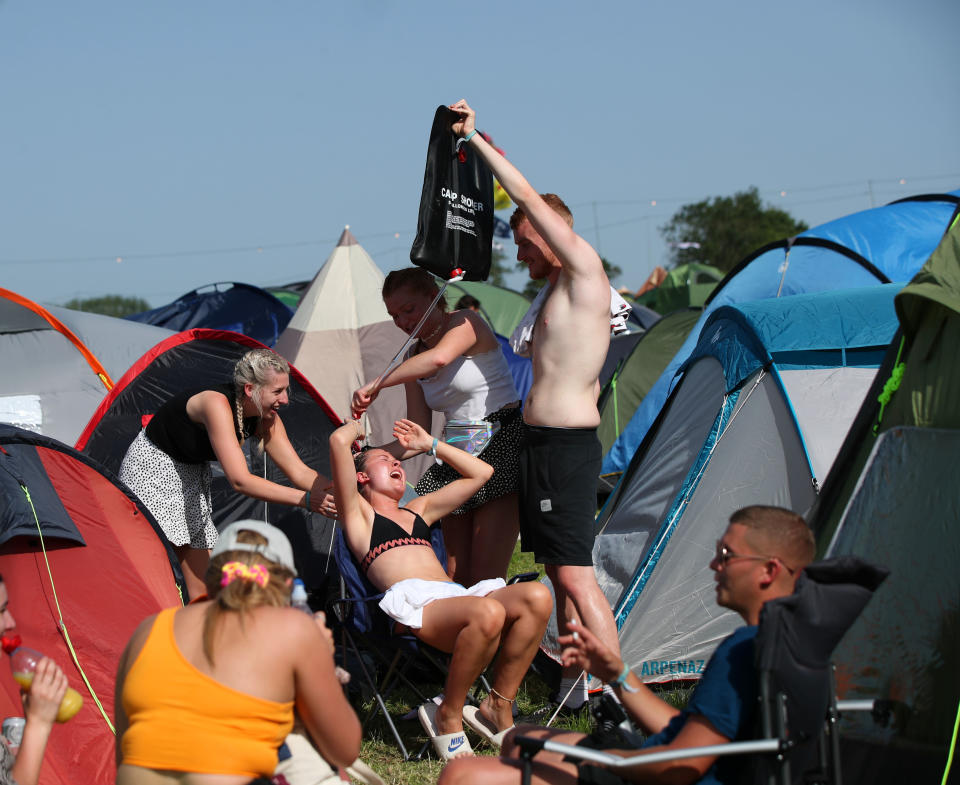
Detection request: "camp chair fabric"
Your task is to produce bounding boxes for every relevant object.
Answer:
[329,526,455,761]
[752,557,889,784]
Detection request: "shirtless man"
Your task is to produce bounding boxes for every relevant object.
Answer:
[450,100,620,703]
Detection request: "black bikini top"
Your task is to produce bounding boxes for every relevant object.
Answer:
[360,508,434,574]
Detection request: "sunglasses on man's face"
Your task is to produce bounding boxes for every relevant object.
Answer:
[714,541,795,574]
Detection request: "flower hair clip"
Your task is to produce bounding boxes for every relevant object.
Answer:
[221,561,269,588]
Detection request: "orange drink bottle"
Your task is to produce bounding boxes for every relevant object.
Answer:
[4,643,83,723]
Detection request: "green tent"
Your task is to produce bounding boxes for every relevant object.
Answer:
[811,214,960,784]
[444,280,531,338]
[597,308,702,465]
[633,263,723,314]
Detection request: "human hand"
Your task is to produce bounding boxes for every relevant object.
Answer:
[449,99,476,138]
[21,657,68,727]
[392,419,432,454]
[313,485,338,519]
[351,384,378,419]
[558,619,622,684]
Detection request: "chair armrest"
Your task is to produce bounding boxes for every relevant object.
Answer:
[514,735,784,770]
[837,698,910,729]
[836,699,875,712]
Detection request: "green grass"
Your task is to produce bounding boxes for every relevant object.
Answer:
[352,667,591,785]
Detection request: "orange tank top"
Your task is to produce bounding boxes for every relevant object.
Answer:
[120,607,295,777]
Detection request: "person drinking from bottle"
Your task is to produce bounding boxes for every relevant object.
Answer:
[0,575,69,785]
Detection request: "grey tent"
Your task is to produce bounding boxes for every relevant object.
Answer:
[811,215,960,784]
[0,287,173,444]
[597,308,701,463]
[588,285,901,683]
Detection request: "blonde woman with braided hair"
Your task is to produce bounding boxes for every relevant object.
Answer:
[114,520,361,785]
[119,348,337,600]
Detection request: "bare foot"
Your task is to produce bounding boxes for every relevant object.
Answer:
[479,692,514,731]
[435,700,465,735]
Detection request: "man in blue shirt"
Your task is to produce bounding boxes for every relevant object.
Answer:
[438,505,816,785]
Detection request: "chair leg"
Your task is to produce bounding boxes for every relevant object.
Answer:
[341,627,413,760]
[519,751,534,785]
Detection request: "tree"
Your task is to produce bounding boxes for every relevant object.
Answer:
[63,294,150,318]
[660,187,809,273]
[516,256,621,299]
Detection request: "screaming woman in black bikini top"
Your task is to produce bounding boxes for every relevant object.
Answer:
[360,508,434,574]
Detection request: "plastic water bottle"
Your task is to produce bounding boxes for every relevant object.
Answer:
[290,578,310,614]
[1,635,83,723]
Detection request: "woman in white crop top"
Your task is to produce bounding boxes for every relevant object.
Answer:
[352,268,523,585]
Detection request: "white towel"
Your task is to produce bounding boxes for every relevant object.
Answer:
[509,284,632,357]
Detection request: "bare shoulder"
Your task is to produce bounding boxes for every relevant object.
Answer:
[559,231,606,279]
[118,612,161,674]
[458,308,497,345]
[557,265,610,311]
[250,605,322,649]
[187,388,231,418]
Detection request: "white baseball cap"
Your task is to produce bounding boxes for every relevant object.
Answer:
[212,520,297,576]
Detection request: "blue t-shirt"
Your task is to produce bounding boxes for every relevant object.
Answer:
[640,626,758,785]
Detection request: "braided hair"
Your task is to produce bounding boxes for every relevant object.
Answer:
[232,349,290,451]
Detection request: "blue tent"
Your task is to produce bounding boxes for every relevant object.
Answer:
[497,333,532,404]
[591,285,901,682]
[602,190,960,474]
[127,281,293,347]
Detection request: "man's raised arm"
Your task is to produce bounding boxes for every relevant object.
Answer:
[449,98,602,280]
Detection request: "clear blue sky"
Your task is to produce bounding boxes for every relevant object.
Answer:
[2,0,958,307]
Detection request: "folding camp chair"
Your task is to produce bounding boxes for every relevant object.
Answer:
[514,556,889,785]
[328,525,494,761]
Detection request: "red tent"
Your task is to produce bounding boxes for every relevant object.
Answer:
[76,329,342,597]
[0,424,185,785]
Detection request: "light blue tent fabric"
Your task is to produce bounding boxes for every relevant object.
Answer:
[602,190,960,474]
[592,284,901,683]
[689,284,898,387]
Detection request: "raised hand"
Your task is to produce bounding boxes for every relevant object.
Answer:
[448,99,476,139]
[22,657,68,726]
[558,619,623,684]
[351,384,378,419]
[392,418,433,454]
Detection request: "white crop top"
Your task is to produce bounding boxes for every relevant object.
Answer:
[416,346,519,422]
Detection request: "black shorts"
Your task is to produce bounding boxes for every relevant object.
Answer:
[518,424,601,566]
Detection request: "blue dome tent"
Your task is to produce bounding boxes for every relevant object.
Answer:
[602,190,960,476]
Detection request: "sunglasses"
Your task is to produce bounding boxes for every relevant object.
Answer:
[714,540,795,575]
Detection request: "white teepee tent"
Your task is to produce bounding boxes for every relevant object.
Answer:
[275,227,439,485]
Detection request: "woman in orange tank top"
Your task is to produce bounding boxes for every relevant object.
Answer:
[113,520,361,785]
